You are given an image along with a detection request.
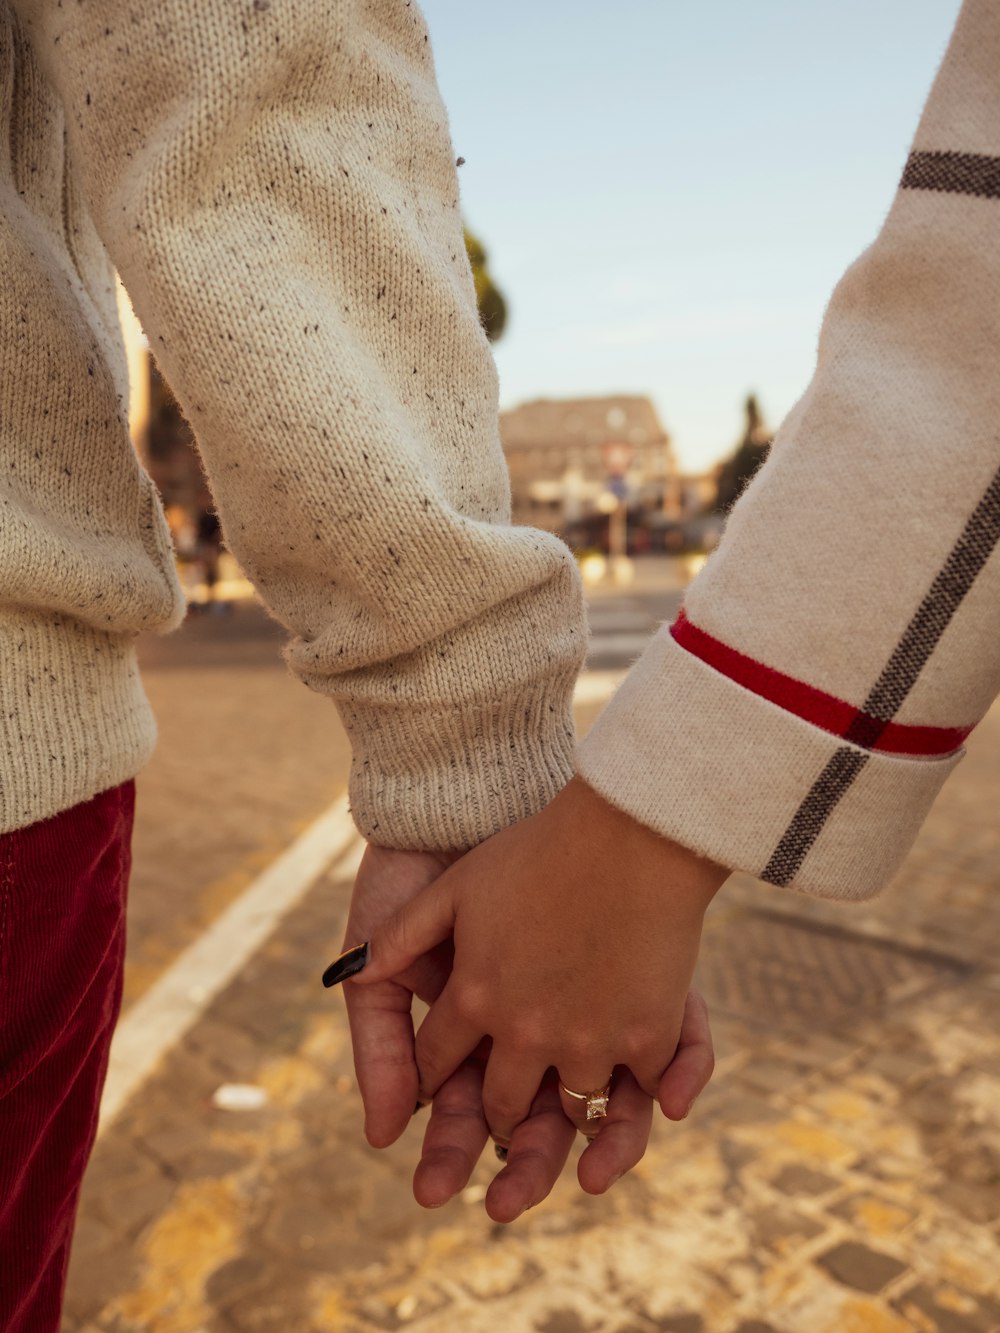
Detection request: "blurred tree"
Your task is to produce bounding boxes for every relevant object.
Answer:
[714,393,772,514]
[464,227,508,342]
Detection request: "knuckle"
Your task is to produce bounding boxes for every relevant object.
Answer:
[619,1022,658,1063]
[504,1011,549,1055]
[451,980,490,1027]
[560,1027,599,1064]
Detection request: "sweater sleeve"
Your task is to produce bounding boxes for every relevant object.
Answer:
[578,0,1000,900]
[13,0,586,851]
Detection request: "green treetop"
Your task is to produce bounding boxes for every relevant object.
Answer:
[464,227,508,342]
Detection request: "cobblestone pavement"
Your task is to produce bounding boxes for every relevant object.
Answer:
[62,563,1000,1333]
[126,605,351,1007]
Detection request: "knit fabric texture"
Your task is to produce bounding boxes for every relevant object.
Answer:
[578,0,1000,899]
[1,0,585,846]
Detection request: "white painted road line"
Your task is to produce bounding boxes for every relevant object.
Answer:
[97,668,629,1134]
[98,793,361,1136]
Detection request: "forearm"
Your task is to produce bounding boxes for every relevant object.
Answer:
[16,0,587,847]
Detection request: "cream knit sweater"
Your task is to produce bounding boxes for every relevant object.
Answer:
[1,0,585,849]
[3,0,998,901]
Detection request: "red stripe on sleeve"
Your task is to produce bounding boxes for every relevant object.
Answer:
[669,610,970,758]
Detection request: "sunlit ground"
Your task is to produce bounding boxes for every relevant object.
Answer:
[61,554,1000,1333]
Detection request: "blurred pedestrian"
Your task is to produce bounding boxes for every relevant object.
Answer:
[193,504,227,612]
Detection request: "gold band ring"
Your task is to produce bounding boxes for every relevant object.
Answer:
[559,1079,612,1121]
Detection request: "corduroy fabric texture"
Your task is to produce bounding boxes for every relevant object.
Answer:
[0,781,133,1333]
[579,0,1000,899]
[1,0,585,847]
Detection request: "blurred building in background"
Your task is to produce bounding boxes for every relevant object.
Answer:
[500,395,683,546]
[119,278,769,565]
[499,392,773,554]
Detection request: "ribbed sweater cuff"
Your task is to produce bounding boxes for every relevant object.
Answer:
[337,669,579,851]
[576,630,961,901]
[0,608,157,833]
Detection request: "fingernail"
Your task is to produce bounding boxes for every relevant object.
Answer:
[682,1098,697,1120]
[322,942,370,988]
[413,1101,428,1116]
[494,1144,509,1163]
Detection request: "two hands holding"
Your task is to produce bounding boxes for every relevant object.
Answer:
[324,778,729,1222]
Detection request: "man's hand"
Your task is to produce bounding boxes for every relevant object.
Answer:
[339,843,458,1149]
[339,844,580,1220]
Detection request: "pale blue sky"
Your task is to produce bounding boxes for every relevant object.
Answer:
[420,0,962,470]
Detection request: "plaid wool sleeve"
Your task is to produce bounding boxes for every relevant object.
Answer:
[578,0,1000,900]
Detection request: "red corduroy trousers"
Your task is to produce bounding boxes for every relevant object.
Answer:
[0,781,134,1333]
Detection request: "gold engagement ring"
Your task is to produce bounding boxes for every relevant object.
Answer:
[559,1079,612,1121]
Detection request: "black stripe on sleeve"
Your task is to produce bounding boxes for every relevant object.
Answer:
[901,150,1000,199]
[762,464,1000,888]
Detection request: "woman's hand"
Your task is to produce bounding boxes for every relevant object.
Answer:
[348,779,728,1186]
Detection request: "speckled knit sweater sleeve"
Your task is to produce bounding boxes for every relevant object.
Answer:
[1,0,585,845]
[579,0,1000,900]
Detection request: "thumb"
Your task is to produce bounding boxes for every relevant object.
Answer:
[322,875,459,988]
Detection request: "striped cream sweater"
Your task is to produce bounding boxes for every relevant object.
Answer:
[2,0,997,899]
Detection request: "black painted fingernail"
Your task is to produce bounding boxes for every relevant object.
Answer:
[413,1101,428,1115]
[494,1144,508,1163]
[322,942,370,988]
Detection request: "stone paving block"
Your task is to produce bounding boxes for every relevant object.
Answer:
[90,1165,176,1236]
[140,1116,222,1169]
[215,1277,316,1333]
[733,1059,809,1096]
[541,1311,594,1333]
[186,1016,273,1080]
[749,1204,826,1256]
[892,1280,1000,1333]
[778,1281,916,1333]
[932,1177,1000,1226]
[936,1140,1000,1191]
[201,1252,277,1309]
[828,1191,918,1241]
[769,1164,840,1198]
[771,1032,862,1071]
[714,1091,788,1126]
[647,1316,703,1333]
[62,1240,141,1328]
[815,1240,909,1294]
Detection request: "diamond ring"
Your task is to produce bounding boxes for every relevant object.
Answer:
[559,1079,612,1121]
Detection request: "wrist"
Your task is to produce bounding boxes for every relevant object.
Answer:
[555,776,730,914]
